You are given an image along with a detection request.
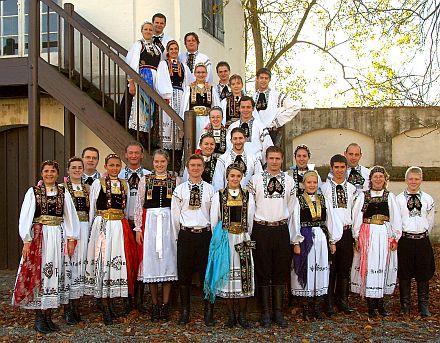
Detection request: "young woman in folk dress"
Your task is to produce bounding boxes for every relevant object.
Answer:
[84,154,138,325]
[134,149,179,322]
[12,160,80,334]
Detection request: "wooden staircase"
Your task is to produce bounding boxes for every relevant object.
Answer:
[29,0,185,171]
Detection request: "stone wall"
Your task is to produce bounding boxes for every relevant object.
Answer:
[284,106,440,241]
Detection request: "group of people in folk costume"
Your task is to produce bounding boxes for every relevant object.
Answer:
[118,12,301,172]
[12,137,436,333]
[11,11,436,335]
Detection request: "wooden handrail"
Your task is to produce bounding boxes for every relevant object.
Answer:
[40,0,183,131]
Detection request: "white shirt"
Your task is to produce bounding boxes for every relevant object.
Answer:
[253,88,300,129]
[321,179,357,229]
[171,180,214,236]
[227,117,273,164]
[155,59,194,99]
[396,190,435,234]
[328,165,370,192]
[212,149,263,192]
[247,171,297,242]
[152,32,174,60]
[19,187,80,242]
[178,51,213,84]
[82,171,101,184]
[118,167,151,220]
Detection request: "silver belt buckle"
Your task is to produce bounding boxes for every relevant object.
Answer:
[192,227,203,233]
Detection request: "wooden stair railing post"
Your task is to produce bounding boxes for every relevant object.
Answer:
[63,3,75,157]
[183,110,196,164]
[28,0,41,185]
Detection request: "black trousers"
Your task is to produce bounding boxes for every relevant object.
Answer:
[251,223,291,286]
[177,230,212,286]
[334,228,354,279]
[398,236,435,281]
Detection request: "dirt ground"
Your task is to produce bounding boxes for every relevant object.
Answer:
[1,246,440,342]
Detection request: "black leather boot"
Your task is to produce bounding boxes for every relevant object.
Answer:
[178,285,190,325]
[367,298,377,318]
[64,302,78,325]
[237,299,253,329]
[34,310,51,334]
[339,278,354,314]
[417,280,431,317]
[225,307,236,328]
[44,309,60,332]
[314,296,325,320]
[72,299,81,322]
[377,298,390,316]
[259,286,271,328]
[151,304,160,322]
[102,302,113,325]
[108,298,120,319]
[135,282,147,314]
[272,285,288,328]
[326,269,336,317]
[399,279,411,315]
[122,297,132,316]
[204,301,215,327]
[302,298,313,321]
[160,303,170,322]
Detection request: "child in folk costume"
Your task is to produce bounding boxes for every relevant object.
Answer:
[204,163,256,329]
[134,150,178,322]
[84,154,138,325]
[291,171,342,320]
[12,160,80,334]
[351,166,402,318]
[63,157,91,325]
[396,167,435,317]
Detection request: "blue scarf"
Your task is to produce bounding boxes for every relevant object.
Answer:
[204,221,230,303]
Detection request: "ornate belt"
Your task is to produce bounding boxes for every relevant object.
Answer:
[402,231,428,240]
[34,215,63,226]
[254,219,288,227]
[227,223,246,234]
[363,214,389,225]
[300,220,326,227]
[193,106,208,116]
[180,226,210,233]
[77,211,88,222]
[97,209,125,220]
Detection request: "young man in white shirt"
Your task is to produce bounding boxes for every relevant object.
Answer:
[213,127,263,192]
[253,68,300,145]
[344,143,370,191]
[248,146,296,328]
[178,32,213,83]
[320,154,357,316]
[172,154,215,326]
[81,147,101,185]
[227,96,273,164]
[216,61,231,101]
[152,13,174,60]
[396,166,435,317]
